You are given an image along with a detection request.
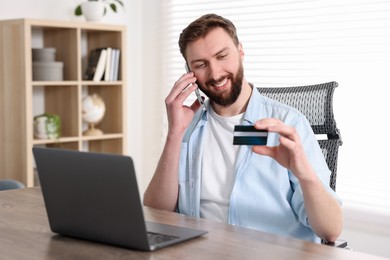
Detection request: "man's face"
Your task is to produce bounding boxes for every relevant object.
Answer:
[185,28,244,107]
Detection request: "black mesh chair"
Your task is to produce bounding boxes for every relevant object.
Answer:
[257,81,347,248]
[258,81,342,191]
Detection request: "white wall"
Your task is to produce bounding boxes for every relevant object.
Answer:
[1,1,390,258]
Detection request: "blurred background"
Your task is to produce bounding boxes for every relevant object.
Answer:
[1,0,389,257]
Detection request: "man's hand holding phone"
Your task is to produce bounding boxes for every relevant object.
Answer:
[164,65,203,136]
[185,63,207,111]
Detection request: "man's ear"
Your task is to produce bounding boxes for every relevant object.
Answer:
[238,42,244,60]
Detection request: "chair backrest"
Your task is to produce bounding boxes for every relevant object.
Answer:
[257,81,342,191]
[0,179,26,191]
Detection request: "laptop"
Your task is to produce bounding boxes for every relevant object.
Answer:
[32,147,207,251]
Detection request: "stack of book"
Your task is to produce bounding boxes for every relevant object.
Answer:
[84,47,121,81]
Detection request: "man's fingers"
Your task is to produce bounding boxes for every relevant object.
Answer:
[252,146,274,157]
[255,118,298,141]
[166,74,197,105]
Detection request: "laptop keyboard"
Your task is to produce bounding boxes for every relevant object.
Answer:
[147,232,179,245]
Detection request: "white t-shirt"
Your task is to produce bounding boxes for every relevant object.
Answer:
[200,105,244,223]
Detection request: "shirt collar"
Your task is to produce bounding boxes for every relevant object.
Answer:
[242,83,262,125]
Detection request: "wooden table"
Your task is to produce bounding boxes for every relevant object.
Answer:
[0,187,385,259]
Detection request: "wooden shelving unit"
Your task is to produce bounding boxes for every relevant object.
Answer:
[0,19,127,187]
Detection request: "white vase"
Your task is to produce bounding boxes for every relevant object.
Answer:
[81,1,105,22]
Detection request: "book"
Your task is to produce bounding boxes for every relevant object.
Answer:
[104,47,112,81]
[109,48,117,81]
[84,49,101,80]
[112,48,120,81]
[93,49,107,82]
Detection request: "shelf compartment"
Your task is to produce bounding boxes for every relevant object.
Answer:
[31,26,78,81]
[81,29,123,81]
[33,84,79,139]
[34,142,80,151]
[83,138,123,154]
[82,84,123,135]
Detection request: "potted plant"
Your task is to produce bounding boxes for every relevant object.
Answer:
[33,113,61,140]
[74,0,124,21]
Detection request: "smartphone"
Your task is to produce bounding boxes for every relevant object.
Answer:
[185,63,207,111]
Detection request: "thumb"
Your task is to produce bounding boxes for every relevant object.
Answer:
[190,96,205,111]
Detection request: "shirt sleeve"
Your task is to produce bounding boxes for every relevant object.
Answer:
[289,113,342,228]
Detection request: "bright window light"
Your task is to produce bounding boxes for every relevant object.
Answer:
[162,0,390,216]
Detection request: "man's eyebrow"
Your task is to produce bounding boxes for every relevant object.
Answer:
[214,47,229,57]
[190,47,230,64]
[190,58,206,64]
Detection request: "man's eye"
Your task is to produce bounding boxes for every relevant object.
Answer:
[194,64,205,69]
[218,54,228,59]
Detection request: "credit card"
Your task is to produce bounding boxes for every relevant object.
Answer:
[233,125,268,145]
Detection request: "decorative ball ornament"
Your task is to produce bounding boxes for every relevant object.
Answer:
[82,93,106,136]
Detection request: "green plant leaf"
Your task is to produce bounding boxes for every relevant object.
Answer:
[109,3,117,13]
[75,5,82,16]
[115,0,124,7]
[34,113,61,140]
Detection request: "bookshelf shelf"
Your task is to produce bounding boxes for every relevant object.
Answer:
[0,19,127,187]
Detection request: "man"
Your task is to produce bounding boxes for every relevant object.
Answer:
[144,13,342,243]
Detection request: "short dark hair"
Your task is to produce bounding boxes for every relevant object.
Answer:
[178,14,240,59]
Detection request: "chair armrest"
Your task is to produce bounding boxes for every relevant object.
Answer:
[323,239,348,248]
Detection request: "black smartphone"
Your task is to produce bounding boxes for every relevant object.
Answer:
[185,63,207,111]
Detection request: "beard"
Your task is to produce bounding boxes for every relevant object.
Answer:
[199,62,244,107]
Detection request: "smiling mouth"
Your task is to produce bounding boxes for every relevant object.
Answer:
[211,77,228,88]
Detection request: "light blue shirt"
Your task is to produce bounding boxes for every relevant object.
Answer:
[177,87,341,243]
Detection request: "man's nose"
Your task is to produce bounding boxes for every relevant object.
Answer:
[207,61,222,81]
